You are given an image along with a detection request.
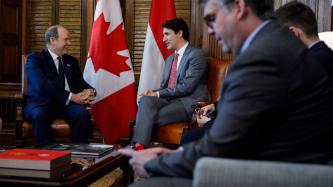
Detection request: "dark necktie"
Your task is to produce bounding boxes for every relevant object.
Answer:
[56,56,65,89]
[167,53,179,88]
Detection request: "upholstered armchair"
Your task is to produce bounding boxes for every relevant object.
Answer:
[130,57,232,145]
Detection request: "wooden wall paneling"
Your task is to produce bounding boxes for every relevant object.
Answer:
[80,0,95,69]
[59,0,81,61]
[0,0,22,86]
[191,0,203,48]
[22,0,27,56]
[125,0,134,63]
[132,0,150,76]
[27,0,53,53]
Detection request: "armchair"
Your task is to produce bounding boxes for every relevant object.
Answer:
[154,57,231,145]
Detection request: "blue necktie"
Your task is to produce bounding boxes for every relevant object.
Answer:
[57,57,65,89]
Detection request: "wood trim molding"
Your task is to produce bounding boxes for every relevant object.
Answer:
[125,0,134,60]
[52,0,59,25]
[80,0,88,68]
[190,0,202,48]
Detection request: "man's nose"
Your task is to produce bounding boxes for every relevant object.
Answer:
[207,27,215,35]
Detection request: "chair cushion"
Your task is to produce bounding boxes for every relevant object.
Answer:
[22,119,70,138]
[157,123,187,145]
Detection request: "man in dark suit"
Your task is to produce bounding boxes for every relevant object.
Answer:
[276,1,333,79]
[24,25,95,145]
[119,0,333,186]
[131,18,210,149]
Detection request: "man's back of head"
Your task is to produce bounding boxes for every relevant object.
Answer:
[276,1,319,45]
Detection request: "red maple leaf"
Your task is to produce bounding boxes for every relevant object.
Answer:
[89,14,130,76]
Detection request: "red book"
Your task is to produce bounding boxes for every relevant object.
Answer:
[0,149,71,170]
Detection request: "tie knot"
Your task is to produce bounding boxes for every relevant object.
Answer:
[57,57,62,61]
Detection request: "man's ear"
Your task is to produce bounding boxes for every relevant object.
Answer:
[289,26,303,38]
[177,30,183,38]
[50,36,56,44]
[235,0,247,20]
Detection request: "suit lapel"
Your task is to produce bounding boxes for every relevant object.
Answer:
[176,45,191,79]
[42,49,58,76]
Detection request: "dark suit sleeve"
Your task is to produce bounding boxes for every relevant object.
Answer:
[158,49,207,98]
[144,56,287,177]
[67,56,94,93]
[26,53,70,105]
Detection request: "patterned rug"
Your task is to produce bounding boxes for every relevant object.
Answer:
[88,168,123,187]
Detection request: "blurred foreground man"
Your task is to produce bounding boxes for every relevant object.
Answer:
[119,0,333,186]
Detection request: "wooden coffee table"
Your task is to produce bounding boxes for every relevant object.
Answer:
[0,151,133,186]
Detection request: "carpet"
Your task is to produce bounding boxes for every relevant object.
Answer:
[88,168,123,187]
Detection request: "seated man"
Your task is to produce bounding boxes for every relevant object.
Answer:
[132,18,210,149]
[24,25,95,145]
[120,0,333,186]
[276,1,333,78]
[181,103,215,144]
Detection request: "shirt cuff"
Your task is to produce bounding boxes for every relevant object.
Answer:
[66,93,73,105]
[156,91,160,98]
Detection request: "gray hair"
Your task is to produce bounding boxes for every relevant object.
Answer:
[45,25,61,47]
[199,0,274,20]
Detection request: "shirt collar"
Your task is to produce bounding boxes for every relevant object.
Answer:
[48,48,60,61]
[240,20,271,54]
[176,42,189,56]
[308,40,321,48]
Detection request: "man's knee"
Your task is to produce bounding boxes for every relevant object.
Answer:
[69,104,90,119]
[139,96,155,106]
[78,107,90,119]
[30,108,49,121]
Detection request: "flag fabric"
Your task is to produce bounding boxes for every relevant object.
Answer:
[83,0,137,144]
[137,0,177,98]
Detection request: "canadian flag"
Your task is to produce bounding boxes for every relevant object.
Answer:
[137,0,176,97]
[83,0,137,144]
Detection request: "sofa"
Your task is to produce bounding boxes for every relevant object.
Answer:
[193,157,333,187]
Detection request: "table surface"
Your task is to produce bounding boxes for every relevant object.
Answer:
[0,150,131,186]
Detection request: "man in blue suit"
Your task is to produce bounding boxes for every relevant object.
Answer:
[24,25,95,145]
[276,1,333,79]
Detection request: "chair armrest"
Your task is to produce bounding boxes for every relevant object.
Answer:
[193,157,333,187]
[197,101,210,108]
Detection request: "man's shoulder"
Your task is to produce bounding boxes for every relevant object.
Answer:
[27,51,45,63]
[185,45,204,54]
[27,51,42,58]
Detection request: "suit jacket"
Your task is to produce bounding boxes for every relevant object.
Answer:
[23,49,93,116]
[145,21,333,178]
[155,45,210,115]
[309,41,333,79]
